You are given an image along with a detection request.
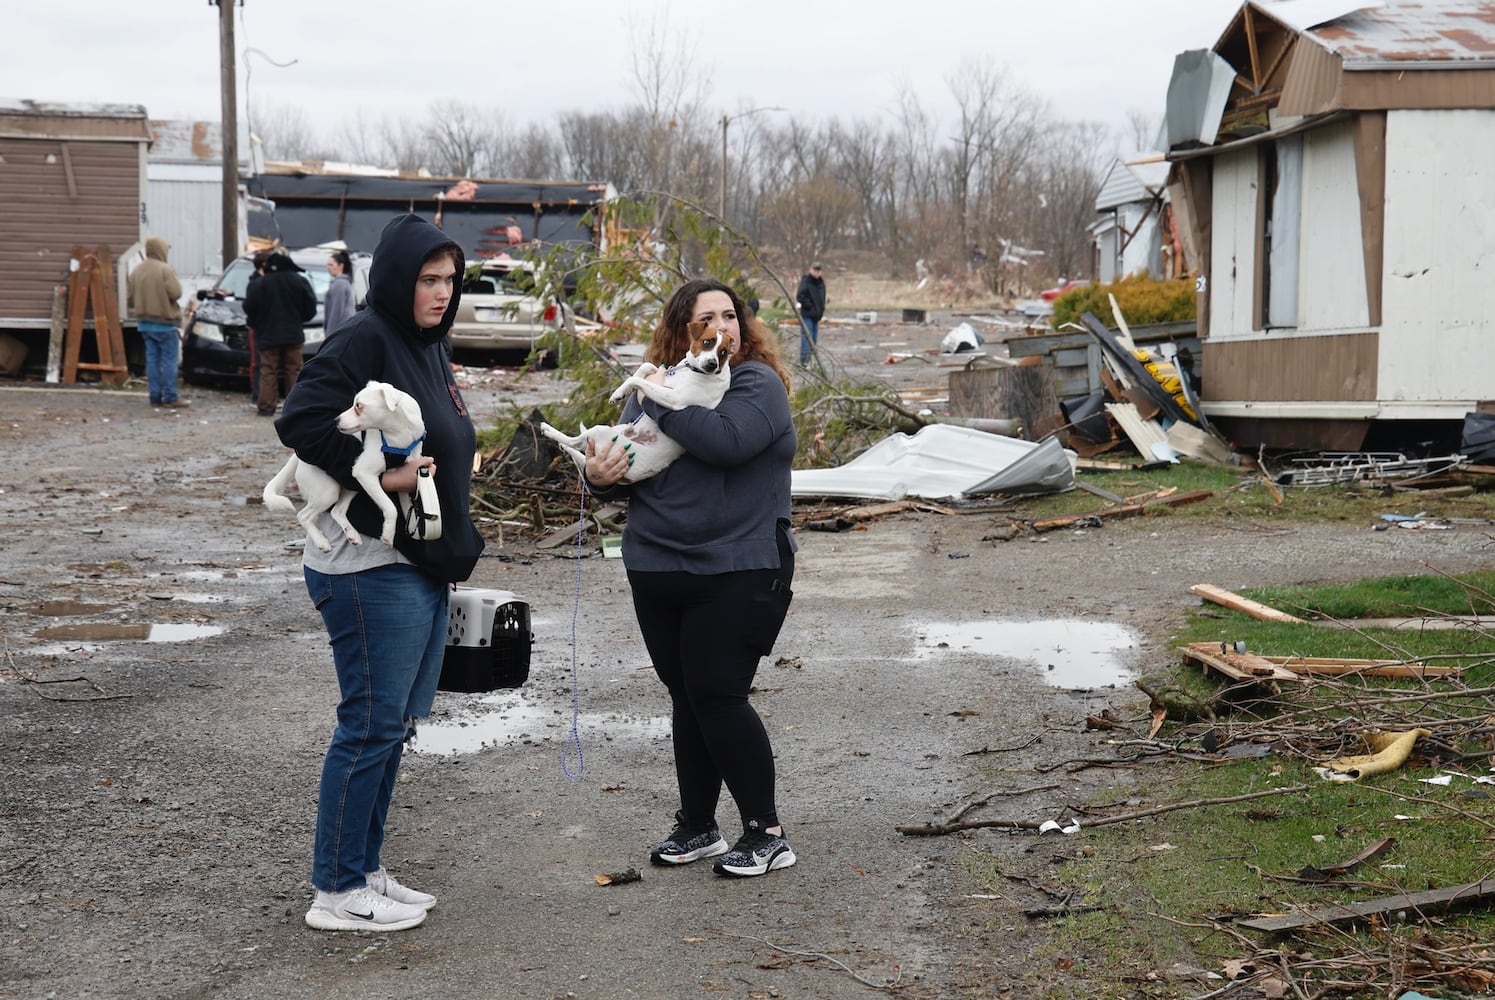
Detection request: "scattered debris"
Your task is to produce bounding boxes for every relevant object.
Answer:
[790,424,1075,501]
[1315,728,1431,781]
[940,322,984,355]
[595,868,641,886]
[1268,452,1467,488]
[1025,488,1213,533]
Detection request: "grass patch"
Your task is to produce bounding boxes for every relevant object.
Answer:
[965,570,1495,995]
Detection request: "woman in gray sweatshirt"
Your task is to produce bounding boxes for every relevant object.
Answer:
[585,278,800,878]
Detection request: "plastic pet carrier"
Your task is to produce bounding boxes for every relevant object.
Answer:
[441,588,532,693]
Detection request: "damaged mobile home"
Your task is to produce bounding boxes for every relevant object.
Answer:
[1164,0,1495,451]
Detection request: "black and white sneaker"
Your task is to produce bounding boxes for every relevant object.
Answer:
[712,829,797,877]
[650,810,729,865]
[304,885,427,932]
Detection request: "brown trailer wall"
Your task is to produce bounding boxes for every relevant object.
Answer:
[0,137,143,325]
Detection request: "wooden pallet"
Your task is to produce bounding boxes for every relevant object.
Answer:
[62,246,128,386]
[1179,642,1453,681]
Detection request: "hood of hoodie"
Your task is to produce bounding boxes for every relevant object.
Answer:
[368,213,464,342]
[145,236,170,262]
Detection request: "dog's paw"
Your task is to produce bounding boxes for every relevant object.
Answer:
[606,385,629,403]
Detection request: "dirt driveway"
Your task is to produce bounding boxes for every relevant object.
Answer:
[2,331,1491,999]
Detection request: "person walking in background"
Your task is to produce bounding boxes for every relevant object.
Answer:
[245,251,316,417]
[584,278,800,879]
[323,250,357,335]
[275,213,485,932]
[127,236,189,409]
[794,262,826,365]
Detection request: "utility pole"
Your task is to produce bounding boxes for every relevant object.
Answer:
[719,115,729,220]
[216,0,239,271]
[719,107,784,222]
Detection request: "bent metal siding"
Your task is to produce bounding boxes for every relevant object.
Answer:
[0,138,143,326]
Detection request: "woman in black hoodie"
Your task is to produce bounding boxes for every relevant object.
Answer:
[275,214,485,933]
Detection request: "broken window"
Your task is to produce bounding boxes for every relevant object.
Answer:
[1258,135,1301,330]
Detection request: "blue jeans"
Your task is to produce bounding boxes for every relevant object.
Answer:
[306,564,449,892]
[138,322,180,403]
[799,316,819,364]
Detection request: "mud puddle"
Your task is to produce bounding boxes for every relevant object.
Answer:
[914,619,1138,689]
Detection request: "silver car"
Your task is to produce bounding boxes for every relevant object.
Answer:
[448,259,565,356]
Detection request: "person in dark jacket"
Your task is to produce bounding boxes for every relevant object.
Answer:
[245,252,316,416]
[585,278,800,879]
[274,213,485,933]
[794,262,826,365]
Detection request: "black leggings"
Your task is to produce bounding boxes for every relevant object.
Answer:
[628,538,794,834]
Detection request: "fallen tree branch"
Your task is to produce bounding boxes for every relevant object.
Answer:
[896,784,1309,837]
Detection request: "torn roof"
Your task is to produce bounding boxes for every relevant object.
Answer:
[148,119,251,165]
[1094,155,1172,211]
[1251,0,1383,35]
[1276,0,1495,67]
[0,97,147,118]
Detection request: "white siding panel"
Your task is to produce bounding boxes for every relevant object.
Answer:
[1207,149,1259,340]
[1381,110,1495,401]
[1297,121,1367,332]
[146,178,224,281]
[1120,204,1161,279]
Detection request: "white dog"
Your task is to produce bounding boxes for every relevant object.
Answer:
[263,381,428,551]
[541,321,732,484]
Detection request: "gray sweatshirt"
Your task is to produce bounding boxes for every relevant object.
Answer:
[602,359,797,574]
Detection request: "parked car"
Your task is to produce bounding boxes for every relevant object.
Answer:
[1040,278,1092,302]
[447,258,566,359]
[181,245,370,389]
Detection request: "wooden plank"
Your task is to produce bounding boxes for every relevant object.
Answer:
[93,247,128,386]
[536,503,623,549]
[1180,642,1302,682]
[1029,504,1143,532]
[1265,655,1458,680]
[1190,584,1306,623]
[1238,879,1495,934]
[62,249,88,384]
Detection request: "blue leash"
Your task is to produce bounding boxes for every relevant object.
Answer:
[561,478,588,780]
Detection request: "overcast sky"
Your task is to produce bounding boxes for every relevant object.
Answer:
[3,0,1247,152]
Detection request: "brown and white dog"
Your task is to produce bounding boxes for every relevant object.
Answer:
[262,381,433,551]
[541,321,732,484]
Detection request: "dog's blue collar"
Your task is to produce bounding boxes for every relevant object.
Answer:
[381,432,425,456]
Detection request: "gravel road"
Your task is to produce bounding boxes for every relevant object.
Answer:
[2,324,1489,999]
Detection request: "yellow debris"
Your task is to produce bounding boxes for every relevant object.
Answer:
[1318,729,1430,780]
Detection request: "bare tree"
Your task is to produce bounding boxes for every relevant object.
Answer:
[496,123,565,180]
[624,9,711,221]
[421,100,504,177]
[827,118,895,252]
[1125,109,1162,153]
[760,174,857,265]
[1027,120,1112,281]
[334,109,389,168]
[251,101,325,162]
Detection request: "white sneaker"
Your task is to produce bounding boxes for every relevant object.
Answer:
[304,885,427,932]
[366,866,437,911]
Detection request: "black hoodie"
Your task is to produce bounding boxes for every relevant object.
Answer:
[275,214,485,583]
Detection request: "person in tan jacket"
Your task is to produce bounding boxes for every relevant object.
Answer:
[127,236,188,408]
